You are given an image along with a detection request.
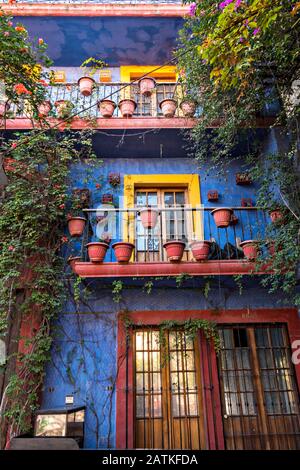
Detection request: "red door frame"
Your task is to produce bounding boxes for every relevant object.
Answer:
[116,307,300,449]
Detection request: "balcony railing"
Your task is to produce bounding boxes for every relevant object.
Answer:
[68,206,273,277]
[7,82,196,120]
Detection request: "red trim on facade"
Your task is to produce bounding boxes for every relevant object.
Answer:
[2,116,276,131]
[116,307,300,449]
[1,4,189,17]
[72,260,271,278]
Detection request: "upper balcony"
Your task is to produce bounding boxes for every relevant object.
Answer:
[2,81,277,132]
[67,206,274,279]
[2,81,199,130]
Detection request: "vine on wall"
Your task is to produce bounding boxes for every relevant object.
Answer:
[178,0,300,304]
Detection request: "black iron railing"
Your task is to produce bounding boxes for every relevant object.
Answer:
[76,206,270,263]
[8,82,192,119]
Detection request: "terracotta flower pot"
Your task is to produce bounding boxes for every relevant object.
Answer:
[138,77,156,96]
[78,76,95,97]
[163,240,186,262]
[67,256,81,270]
[159,98,177,118]
[98,99,116,118]
[139,208,158,229]
[270,209,284,224]
[87,242,109,263]
[0,101,10,117]
[266,240,282,256]
[67,217,86,237]
[118,99,137,118]
[180,100,196,117]
[240,240,259,260]
[38,100,52,117]
[190,241,211,261]
[211,208,233,228]
[112,242,135,263]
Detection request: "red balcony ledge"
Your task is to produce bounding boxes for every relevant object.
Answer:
[1,3,189,18]
[2,116,277,131]
[71,260,270,278]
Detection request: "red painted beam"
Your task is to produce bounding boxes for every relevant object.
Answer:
[72,260,270,278]
[1,4,189,18]
[1,116,277,131]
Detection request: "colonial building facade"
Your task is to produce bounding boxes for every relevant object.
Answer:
[1,0,300,450]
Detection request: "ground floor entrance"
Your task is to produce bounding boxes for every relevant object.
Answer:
[116,309,300,450]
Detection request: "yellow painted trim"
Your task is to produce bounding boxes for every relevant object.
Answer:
[123,174,203,248]
[120,65,178,83]
[120,65,178,100]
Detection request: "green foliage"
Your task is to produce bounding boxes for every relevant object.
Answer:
[0,11,98,438]
[178,1,300,303]
[0,10,51,116]
[158,318,222,355]
[112,280,124,303]
[80,57,106,77]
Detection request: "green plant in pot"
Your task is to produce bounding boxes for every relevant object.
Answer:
[67,193,87,237]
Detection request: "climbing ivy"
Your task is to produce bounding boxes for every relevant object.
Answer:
[178,0,300,304]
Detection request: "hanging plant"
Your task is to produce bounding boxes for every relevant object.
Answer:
[108,172,121,187]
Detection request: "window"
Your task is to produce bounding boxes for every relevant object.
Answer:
[134,329,205,450]
[218,325,300,450]
[119,66,180,117]
[135,187,191,261]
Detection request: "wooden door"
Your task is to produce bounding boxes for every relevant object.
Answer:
[133,329,206,449]
[218,325,300,450]
[135,188,192,262]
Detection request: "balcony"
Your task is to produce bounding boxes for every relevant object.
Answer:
[68,207,273,278]
[3,81,277,132]
[3,82,200,130]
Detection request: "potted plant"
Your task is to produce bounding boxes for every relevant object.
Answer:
[190,240,211,261]
[270,208,284,224]
[108,172,121,187]
[101,193,113,204]
[78,57,106,97]
[0,100,10,117]
[207,190,219,202]
[266,239,282,256]
[139,208,158,229]
[67,215,86,237]
[118,99,137,118]
[138,77,156,96]
[78,76,95,97]
[38,100,52,117]
[112,241,135,263]
[98,99,116,118]
[87,241,109,262]
[67,192,88,237]
[67,256,81,270]
[240,240,260,260]
[211,208,233,228]
[180,99,196,117]
[236,173,252,185]
[55,100,74,119]
[159,98,177,118]
[163,240,186,262]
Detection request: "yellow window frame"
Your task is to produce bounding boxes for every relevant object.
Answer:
[119,66,183,111]
[123,174,203,247]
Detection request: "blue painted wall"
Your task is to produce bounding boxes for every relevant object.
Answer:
[16,17,183,66]
[40,127,296,448]
[69,155,264,261]
[42,282,297,449]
